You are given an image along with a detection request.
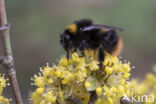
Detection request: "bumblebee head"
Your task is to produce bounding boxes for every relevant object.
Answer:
[60,33,72,50]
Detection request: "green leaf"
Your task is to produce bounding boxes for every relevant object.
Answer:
[85,76,101,91]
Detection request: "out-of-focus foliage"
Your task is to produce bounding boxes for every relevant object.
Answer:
[127,67,156,104]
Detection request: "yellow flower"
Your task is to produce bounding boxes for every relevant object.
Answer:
[0,74,9,104]
[31,52,133,104]
[88,61,99,71]
[122,64,130,72]
[62,78,69,84]
[72,52,80,62]
[44,91,56,103]
[105,66,113,74]
[96,87,102,95]
[34,76,45,87]
[55,70,62,78]
[43,67,52,76]
[36,87,44,95]
[84,49,95,57]
[111,87,117,93]
[85,81,91,88]
[103,59,108,66]
[47,79,53,84]
[124,73,131,78]
[118,86,125,93]
[107,97,113,104]
[51,96,56,102]
[59,57,68,66]
[0,96,9,104]
[96,98,102,104]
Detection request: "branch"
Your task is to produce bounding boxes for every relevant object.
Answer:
[0,23,10,30]
[0,0,23,104]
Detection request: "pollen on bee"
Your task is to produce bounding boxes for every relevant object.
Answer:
[67,23,77,34]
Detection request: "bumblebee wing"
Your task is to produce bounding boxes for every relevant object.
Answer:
[80,24,123,32]
[97,24,124,31]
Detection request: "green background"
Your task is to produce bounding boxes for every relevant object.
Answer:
[0,0,156,103]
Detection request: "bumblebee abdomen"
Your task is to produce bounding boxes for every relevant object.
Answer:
[112,37,122,56]
[100,30,121,55]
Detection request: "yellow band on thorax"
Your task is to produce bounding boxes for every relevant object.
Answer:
[67,23,77,34]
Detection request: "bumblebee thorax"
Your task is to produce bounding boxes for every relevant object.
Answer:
[67,23,77,34]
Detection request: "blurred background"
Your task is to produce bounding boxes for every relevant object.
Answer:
[0,0,156,103]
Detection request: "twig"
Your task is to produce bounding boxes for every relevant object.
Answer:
[0,0,23,104]
[0,23,10,30]
[0,56,5,63]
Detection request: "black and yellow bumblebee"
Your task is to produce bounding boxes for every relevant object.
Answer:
[60,19,123,104]
[60,19,123,70]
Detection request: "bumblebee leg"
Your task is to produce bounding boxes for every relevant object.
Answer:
[71,48,77,53]
[98,44,105,71]
[67,41,73,60]
[80,51,85,57]
[79,40,90,57]
[74,48,77,52]
[88,91,97,104]
[67,51,69,60]
[79,40,87,51]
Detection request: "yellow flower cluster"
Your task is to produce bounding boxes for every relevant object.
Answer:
[31,50,132,104]
[127,68,156,104]
[0,74,9,104]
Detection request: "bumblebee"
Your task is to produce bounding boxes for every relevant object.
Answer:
[60,19,123,104]
[60,19,123,70]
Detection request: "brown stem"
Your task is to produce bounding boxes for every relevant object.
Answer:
[0,0,23,104]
